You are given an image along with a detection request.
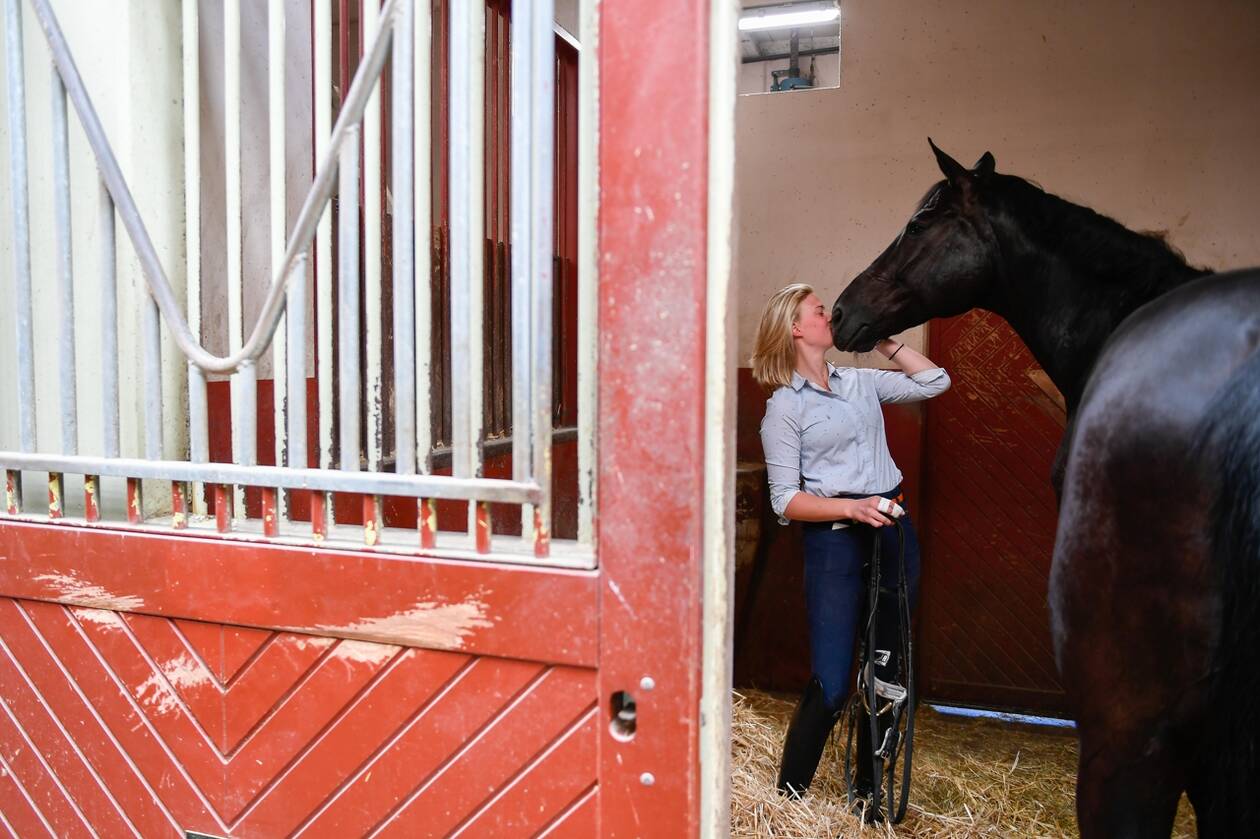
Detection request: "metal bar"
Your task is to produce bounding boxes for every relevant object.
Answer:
[0,452,544,502]
[182,0,203,515]
[235,360,258,468]
[337,126,361,472]
[576,0,599,545]
[286,257,308,468]
[213,484,231,532]
[449,0,485,487]
[364,495,382,546]
[741,45,837,65]
[47,473,64,519]
[475,501,491,554]
[311,490,330,541]
[529,0,556,553]
[4,0,36,452]
[226,0,242,363]
[51,71,77,456]
[270,0,288,493]
[364,0,384,473]
[4,471,21,514]
[23,0,403,374]
[83,475,100,522]
[171,481,189,529]
[510,0,534,528]
[414,0,432,473]
[392,0,416,476]
[419,497,435,548]
[126,478,143,524]
[315,0,333,470]
[143,295,163,461]
[261,486,279,536]
[99,180,120,459]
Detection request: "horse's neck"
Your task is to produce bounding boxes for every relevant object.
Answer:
[989,210,1204,411]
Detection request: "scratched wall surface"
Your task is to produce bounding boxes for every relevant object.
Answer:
[0,598,597,838]
[918,310,1066,715]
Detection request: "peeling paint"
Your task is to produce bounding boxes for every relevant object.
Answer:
[34,572,145,612]
[135,653,210,716]
[316,595,494,650]
[72,607,124,629]
[332,639,399,665]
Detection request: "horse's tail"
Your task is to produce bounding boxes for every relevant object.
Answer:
[1197,344,1260,830]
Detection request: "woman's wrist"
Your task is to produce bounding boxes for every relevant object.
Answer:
[832,498,854,519]
[876,338,903,360]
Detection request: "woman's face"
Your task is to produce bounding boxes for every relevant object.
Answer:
[793,294,833,350]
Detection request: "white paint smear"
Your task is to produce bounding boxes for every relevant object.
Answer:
[317,596,494,650]
[34,572,145,612]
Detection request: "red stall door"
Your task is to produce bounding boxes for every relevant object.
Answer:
[920,311,1069,715]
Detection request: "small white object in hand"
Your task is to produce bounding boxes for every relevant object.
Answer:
[877,497,906,519]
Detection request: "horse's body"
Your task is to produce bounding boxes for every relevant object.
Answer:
[831,143,1260,837]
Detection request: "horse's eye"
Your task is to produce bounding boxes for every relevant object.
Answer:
[906,221,925,236]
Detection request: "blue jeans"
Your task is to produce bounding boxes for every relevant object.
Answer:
[801,488,922,709]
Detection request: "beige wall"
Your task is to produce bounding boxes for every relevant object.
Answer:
[735,0,1260,365]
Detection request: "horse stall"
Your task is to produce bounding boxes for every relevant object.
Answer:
[731,0,1260,836]
[0,0,741,836]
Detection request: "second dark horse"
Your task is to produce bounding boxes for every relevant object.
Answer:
[832,141,1260,837]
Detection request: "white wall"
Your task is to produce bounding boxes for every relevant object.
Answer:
[0,0,185,465]
[735,0,1260,366]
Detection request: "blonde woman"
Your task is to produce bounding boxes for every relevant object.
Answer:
[752,283,950,814]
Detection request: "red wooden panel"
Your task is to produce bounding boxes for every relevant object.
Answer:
[0,596,598,836]
[0,520,597,667]
[921,311,1067,713]
[596,0,710,833]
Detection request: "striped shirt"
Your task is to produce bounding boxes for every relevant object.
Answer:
[760,362,951,523]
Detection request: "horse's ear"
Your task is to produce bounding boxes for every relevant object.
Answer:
[928,137,967,183]
[973,151,995,178]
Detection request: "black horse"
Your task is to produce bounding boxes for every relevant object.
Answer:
[831,141,1260,838]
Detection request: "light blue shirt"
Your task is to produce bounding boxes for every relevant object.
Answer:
[760,362,951,523]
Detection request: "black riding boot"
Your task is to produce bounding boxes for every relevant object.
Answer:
[776,676,842,797]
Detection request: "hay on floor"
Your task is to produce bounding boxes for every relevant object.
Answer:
[730,688,1198,838]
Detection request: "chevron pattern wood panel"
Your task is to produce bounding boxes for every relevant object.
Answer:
[0,597,597,838]
[921,311,1068,714]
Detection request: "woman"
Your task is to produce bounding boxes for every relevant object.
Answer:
[752,283,950,811]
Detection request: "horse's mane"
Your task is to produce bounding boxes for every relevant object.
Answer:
[991,174,1211,300]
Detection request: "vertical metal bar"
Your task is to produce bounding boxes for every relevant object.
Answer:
[51,71,78,456]
[414,0,432,476]
[99,180,120,459]
[213,484,232,532]
[364,0,384,473]
[510,0,534,532]
[47,473,63,519]
[225,0,244,514]
[338,126,362,472]
[261,486,279,536]
[83,475,100,522]
[235,360,257,467]
[4,0,37,453]
[393,0,416,476]
[171,482,189,529]
[270,0,288,492]
[286,256,308,468]
[576,0,598,545]
[126,478,143,524]
[315,0,334,472]
[311,490,330,542]
[449,0,485,500]
[182,0,204,515]
[475,501,491,554]
[419,497,435,548]
[530,0,556,554]
[143,295,163,461]
[4,471,21,514]
[363,494,382,546]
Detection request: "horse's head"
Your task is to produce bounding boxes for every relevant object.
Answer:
[832,140,1002,351]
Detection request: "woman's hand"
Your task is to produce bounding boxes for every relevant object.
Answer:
[836,496,904,527]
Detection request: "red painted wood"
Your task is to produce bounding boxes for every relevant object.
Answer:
[596,0,710,833]
[0,520,598,667]
[921,311,1066,713]
[172,619,273,685]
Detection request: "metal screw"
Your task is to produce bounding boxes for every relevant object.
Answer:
[640,676,655,691]
[640,772,655,786]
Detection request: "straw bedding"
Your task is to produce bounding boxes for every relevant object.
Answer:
[730,688,1198,838]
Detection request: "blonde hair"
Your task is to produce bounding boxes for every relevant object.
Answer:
[750,283,814,389]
